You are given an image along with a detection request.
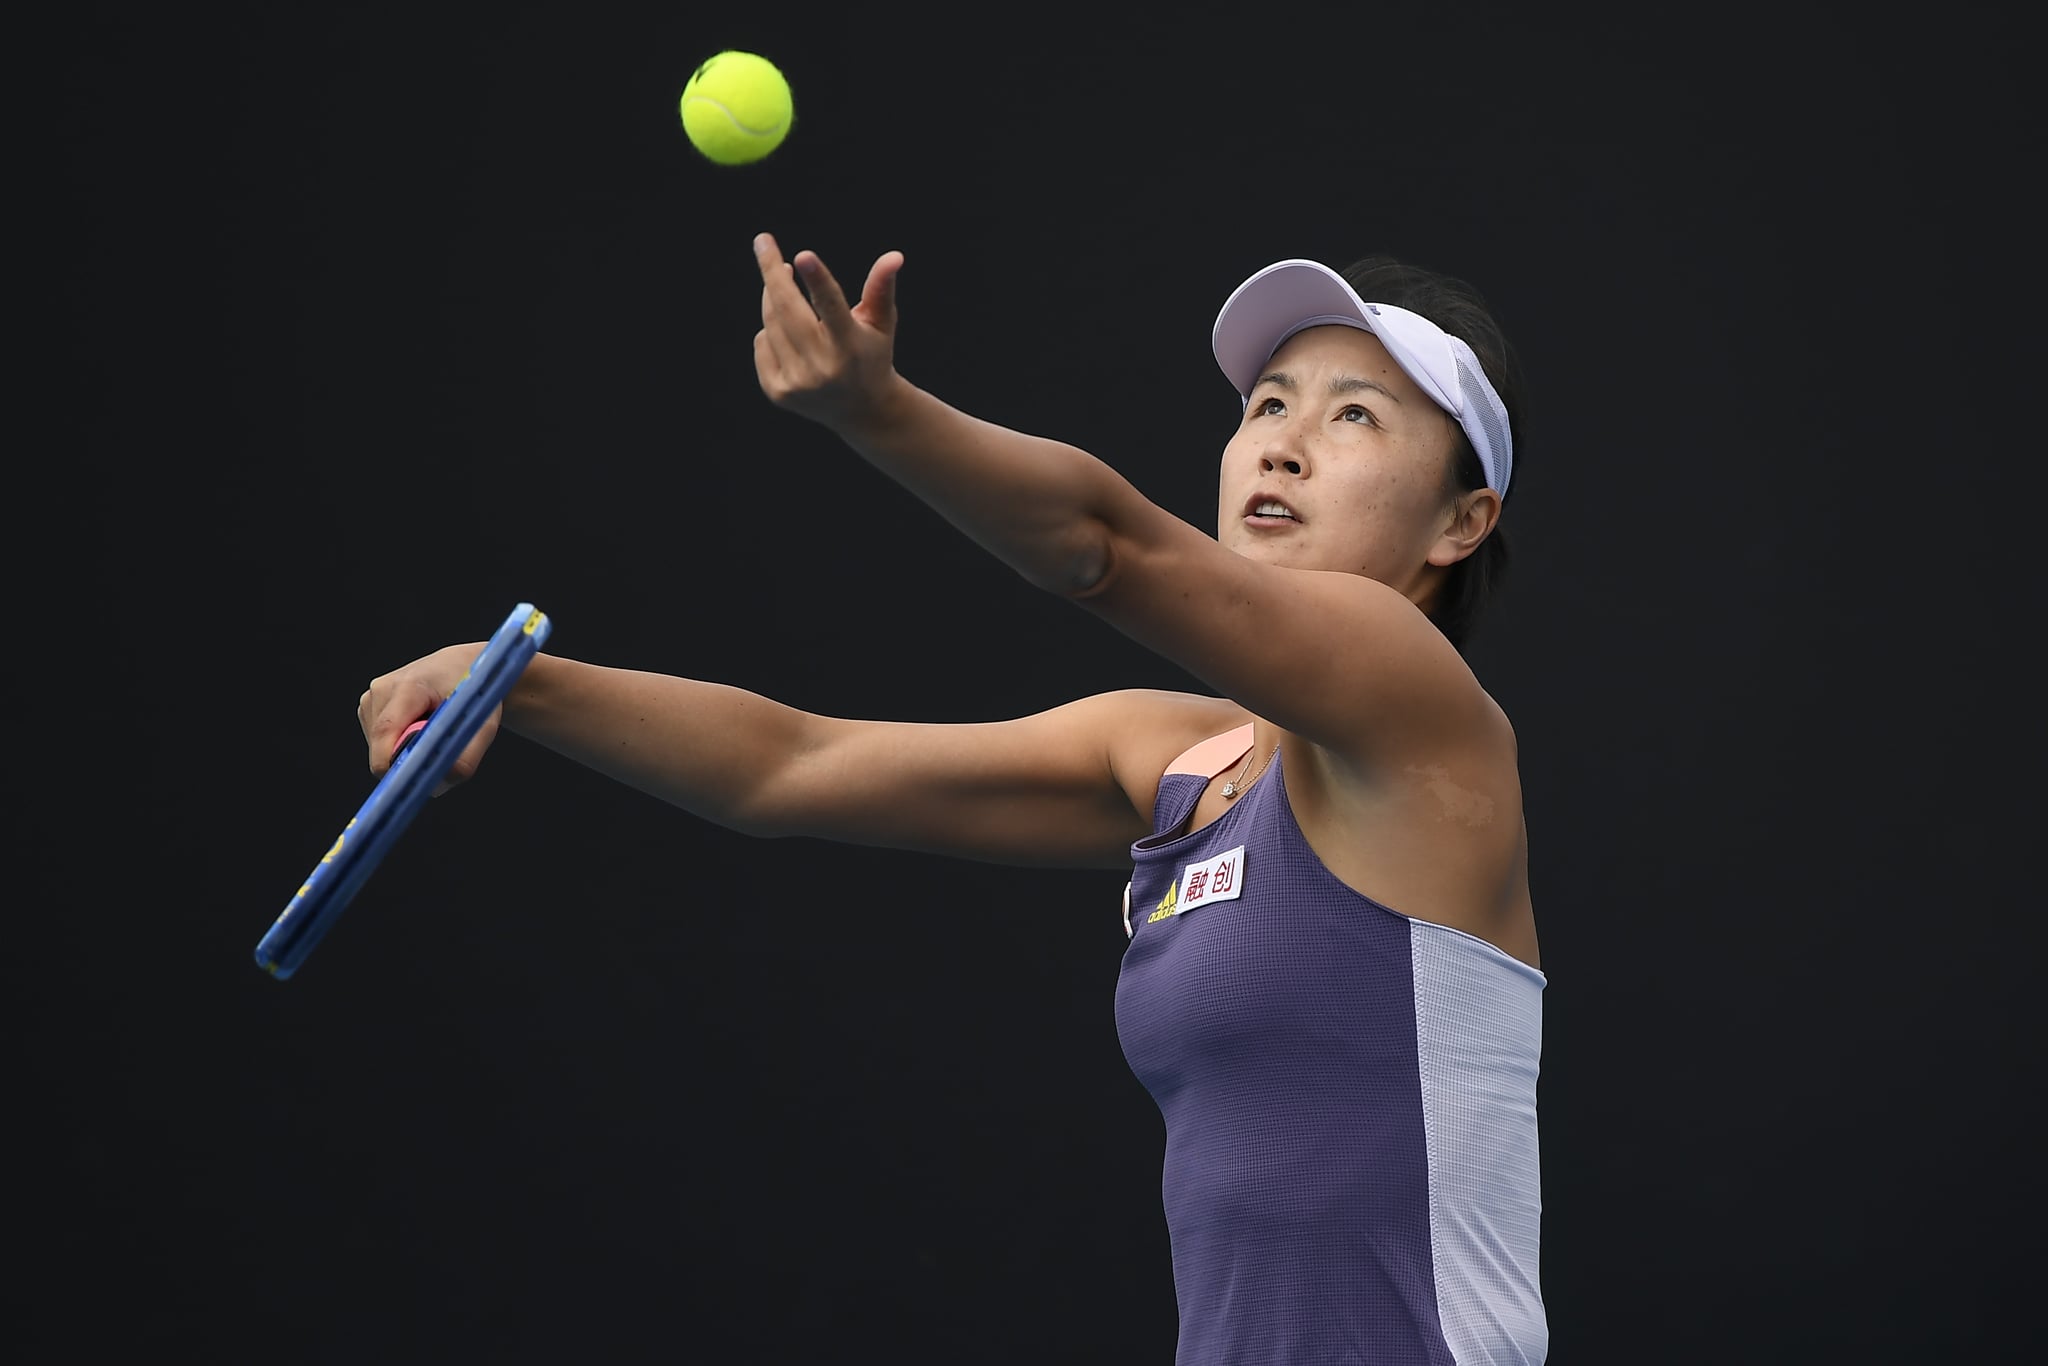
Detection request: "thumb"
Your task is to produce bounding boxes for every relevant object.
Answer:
[855,251,904,335]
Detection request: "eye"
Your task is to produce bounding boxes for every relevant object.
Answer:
[1338,404,1379,427]
[1253,395,1286,417]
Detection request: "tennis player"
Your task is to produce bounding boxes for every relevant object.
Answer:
[359,233,1546,1364]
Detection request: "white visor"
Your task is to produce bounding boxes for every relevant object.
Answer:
[1212,259,1513,497]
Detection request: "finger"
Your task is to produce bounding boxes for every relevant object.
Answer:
[757,235,802,321]
[755,232,811,327]
[757,252,801,334]
[751,231,788,282]
[757,283,802,378]
[753,327,785,394]
[794,250,855,338]
[363,678,441,776]
[755,238,815,367]
[855,251,905,336]
[435,709,501,797]
[756,287,798,380]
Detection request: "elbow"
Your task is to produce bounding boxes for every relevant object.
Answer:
[719,781,810,841]
[1027,518,1117,600]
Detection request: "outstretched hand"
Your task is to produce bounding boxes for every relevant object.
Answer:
[753,232,906,433]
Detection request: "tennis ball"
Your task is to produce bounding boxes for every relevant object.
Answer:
[679,51,793,166]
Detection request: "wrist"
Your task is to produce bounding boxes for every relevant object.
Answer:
[499,648,554,730]
[833,370,921,451]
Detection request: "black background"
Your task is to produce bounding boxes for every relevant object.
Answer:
[33,2,2037,1362]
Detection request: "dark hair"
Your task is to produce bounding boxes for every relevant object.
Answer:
[1339,255,1526,651]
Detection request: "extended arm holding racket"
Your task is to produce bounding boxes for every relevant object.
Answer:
[362,646,1151,869]
[367,646,813,830]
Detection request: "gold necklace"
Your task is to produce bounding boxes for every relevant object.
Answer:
[1220,740,1279,798]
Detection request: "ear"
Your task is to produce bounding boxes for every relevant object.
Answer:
[1426,487,1502,568]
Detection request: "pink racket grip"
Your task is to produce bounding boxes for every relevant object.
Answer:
[392,717,430,762]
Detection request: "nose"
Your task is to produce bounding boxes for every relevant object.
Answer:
[1258,423,1308,477]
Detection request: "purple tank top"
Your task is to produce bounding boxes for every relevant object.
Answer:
[1114,738,1547,1365]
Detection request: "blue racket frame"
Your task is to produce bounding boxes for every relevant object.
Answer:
[255,602,553,980]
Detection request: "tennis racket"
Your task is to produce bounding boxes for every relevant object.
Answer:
[254,602,554,980]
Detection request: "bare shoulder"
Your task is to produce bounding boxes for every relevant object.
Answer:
[1289,669,1536,965]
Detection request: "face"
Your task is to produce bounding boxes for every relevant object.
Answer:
[1216,324,1471,600]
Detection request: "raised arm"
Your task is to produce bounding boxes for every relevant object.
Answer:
[751,235,1500,772]
[753,236,1140,601]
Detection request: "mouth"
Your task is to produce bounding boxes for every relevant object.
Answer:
[1242,494,1300,526]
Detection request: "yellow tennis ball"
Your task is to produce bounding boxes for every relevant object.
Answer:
[679,51,793,166]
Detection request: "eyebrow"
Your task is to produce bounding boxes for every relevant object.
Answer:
[1254,370,1403,403]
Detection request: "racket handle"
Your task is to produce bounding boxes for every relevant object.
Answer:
[391,717,430,766]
